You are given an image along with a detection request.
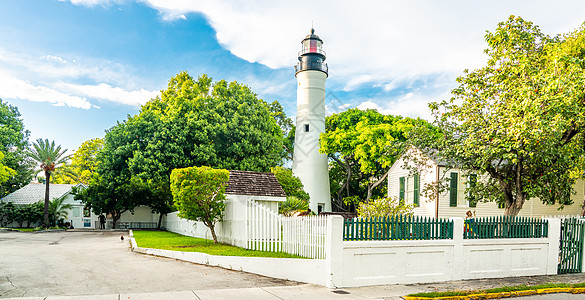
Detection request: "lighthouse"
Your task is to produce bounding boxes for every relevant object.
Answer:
[292,28,331,213]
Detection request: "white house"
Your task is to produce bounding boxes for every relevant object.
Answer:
[0,183,95,228]
[387,147,584,218]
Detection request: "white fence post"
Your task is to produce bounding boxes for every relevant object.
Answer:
[325,215,344,288]
[545,218,561,275]
[451,217,464,280]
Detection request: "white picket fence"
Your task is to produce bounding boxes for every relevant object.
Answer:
[246,199,328,259]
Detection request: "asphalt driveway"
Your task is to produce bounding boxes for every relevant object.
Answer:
[0,230,298,298]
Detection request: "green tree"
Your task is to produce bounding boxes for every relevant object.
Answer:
[271,166,309,201]
[414,16,585,216]
[269,101,295,163]
[74,176,147,228]
[27,139,71,227]
[48,197,73,226]
[170,166,230,243]
[0,99,33,197]
[357,197,414,218]
[0,152,16,185]
[320,108,435,210]
[53,138,103,185]
[85,72,282,227]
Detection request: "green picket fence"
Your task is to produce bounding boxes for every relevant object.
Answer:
[343,215,453,241]
[463,216,548,239]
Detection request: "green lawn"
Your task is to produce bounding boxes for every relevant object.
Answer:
[132,230,306,258]
[5,228,35,232]
[408,282,585,298]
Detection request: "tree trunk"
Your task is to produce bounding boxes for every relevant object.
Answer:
[206,221,218,243]
[112,212,120,229]
[366,171,389,202]
[43,171,50,228]
[157,213,164,229]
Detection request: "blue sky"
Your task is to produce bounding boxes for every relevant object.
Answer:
[1,0,584,152]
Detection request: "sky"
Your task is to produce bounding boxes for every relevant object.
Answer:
[0,0,584,152]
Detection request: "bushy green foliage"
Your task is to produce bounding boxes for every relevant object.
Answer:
[278,196,309,216]
[356,197,414,218]
[320,108,437,211]
[271,166,309,201]
[411,16,585,215]
[53,138,103,185]
[170,166,230,243]
[0,99,33,197]
[0,152,16,185]
[48,197,73,226]
[82,73,284,228]
[0,201,43,228]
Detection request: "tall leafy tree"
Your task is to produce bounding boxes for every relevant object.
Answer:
[320,108,435,210]
[0,99,33,197]
[84,72,282,226]
[53,138,103,184]
[28,139,70,227]
[413,16,585,215]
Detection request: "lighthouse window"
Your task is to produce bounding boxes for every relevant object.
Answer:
[304,124,310,132]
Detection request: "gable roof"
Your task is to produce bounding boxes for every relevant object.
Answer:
[1,183,79,205]
[225,170,286,197]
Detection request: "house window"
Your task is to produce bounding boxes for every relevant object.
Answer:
[413,174,420,207]
[399,177,405,205]
[73,207,81,218]
[450,172,458,207]
[318,203,324,214]
[468,174,477,207]
[304,124,310,132]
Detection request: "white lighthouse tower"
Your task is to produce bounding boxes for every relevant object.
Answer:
[292,28,331,213]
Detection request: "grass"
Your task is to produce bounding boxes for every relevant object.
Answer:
[6,227,36,232]
[132,230,307,259]
[408,282,585,298]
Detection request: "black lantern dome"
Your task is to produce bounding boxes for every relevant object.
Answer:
[295,28,328,76]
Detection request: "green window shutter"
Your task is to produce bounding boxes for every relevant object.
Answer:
[468,174,477,207]
[413,174,420,207]
[399,177,405,204]
[450,172,458,207]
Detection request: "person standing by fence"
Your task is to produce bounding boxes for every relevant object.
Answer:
[98,214,106,229]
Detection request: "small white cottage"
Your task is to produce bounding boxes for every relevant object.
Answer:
[0,183,94,228]
[387,146,584,218]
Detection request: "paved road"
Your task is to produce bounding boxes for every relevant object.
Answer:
[0,231,298,298]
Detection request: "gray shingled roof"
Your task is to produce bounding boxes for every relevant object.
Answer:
[225,170,286,197]
[0,183,76,205]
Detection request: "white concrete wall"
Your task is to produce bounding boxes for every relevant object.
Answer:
[327,217,561,288]
[130,231,326,286]
[292,70,331,212]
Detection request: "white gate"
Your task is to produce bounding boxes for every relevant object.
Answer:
[246,200,328,259]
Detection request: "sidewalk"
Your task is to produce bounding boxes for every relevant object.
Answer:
[4,273,585,300]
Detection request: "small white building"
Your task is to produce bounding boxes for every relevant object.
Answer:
[387,147,584,218]
[164,170,287,247]
[0,183,95,228]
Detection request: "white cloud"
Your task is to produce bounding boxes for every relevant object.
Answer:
[133,0,585,86]
[60,83,158,106]
[0,48,158,108]
[0,71,91,109]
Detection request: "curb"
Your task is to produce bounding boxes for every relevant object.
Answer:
[403,287,585,300]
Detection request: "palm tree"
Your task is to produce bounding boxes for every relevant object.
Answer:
[28,139,70,228]
[48,196,73,227]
